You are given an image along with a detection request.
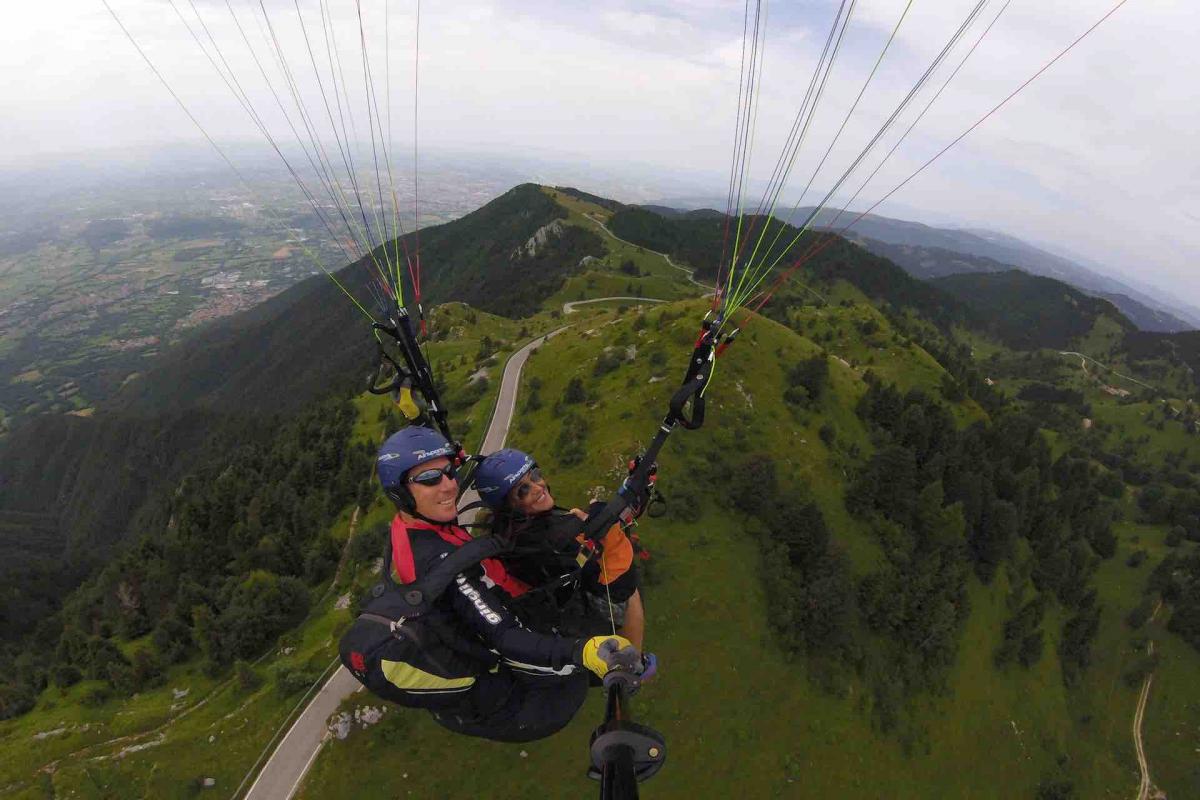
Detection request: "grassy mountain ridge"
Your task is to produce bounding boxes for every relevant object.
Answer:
[638,201,1196,331]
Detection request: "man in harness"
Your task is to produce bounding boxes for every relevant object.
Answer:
[474,448,646,648]
[341,426,648,743]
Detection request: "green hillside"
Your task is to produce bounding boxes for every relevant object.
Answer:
[3,185,1199,800]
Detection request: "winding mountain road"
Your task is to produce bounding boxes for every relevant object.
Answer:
[243,327,565,800]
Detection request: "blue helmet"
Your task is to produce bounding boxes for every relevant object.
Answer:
[474,448,535,509]
[377,426,458,507]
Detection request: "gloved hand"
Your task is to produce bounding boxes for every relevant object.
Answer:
[580,635,641,679]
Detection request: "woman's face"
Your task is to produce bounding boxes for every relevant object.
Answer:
[508,467,554,515]
[404,457,459,522]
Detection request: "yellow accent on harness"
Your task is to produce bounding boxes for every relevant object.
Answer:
[380,659,475,692]
[394,385,422,420]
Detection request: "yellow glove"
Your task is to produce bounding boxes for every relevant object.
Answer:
[580,635,638,679]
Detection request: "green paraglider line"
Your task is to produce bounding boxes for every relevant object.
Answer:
[738,0,912,311]
[731,0,989,316]
[722,0,854,319]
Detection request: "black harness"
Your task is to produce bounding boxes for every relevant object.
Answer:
[339,534,513,709]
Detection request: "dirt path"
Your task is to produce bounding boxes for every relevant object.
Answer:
[1059,351,1158,394]
[1133,601,1163,800]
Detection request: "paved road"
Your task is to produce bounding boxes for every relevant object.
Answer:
[584,213,712,291]
[243,667,362,800]
[244,327,565,800]
[562,296,666,315]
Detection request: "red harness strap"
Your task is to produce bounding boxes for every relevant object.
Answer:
[389,515,530,597]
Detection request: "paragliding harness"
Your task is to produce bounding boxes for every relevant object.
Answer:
[338,527,512,710]
[581,311,733,799]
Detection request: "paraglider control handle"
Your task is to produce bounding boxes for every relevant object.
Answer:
[668,371,707,430]
[367,349,407,395]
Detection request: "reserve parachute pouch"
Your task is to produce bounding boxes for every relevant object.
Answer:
[339,591,491,709]
[339,535,509,709]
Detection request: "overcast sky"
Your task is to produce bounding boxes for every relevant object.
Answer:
[2,0,1197,306]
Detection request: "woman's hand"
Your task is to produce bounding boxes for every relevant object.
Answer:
[568,507,588,521]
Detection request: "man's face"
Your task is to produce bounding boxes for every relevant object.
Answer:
[405,456,458,522]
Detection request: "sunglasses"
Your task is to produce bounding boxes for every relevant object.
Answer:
[513,467,545,501]
[407,463,458,487]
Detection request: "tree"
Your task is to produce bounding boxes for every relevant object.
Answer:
[726,455,778,516]
[784,354,829,407]
[765,497,830,570]
[971,499,1018,582]
[818,422,836,447]
[83,636,128,681]
[1167,581,1200,651]
[563,376,587,405]
[1166,525,1185,547]
[235,659,263,692]
[152,615,194,664]
[1059,601,1101,687]
[0,683,36,721]
[218,572,310,661]
[304,535,340,583]
[940,373,965,402]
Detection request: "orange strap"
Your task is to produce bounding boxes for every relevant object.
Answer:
[577,524,634,585]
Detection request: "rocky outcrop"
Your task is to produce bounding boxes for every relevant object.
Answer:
[514,219,565,259]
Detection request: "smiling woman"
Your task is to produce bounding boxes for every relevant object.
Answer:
[474,447,646,649]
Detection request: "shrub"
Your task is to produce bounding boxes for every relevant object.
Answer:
[235,660,263,693]
[0,683,37,719]
[563,377,587,405]
[274,666,319,698]
[350,523,389,565]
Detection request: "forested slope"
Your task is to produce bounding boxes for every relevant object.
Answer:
[933,270,1135,350]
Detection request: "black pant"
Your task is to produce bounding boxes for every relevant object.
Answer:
[430,666,589,743]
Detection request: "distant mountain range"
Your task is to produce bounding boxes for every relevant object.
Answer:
[643,201,1199,333]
